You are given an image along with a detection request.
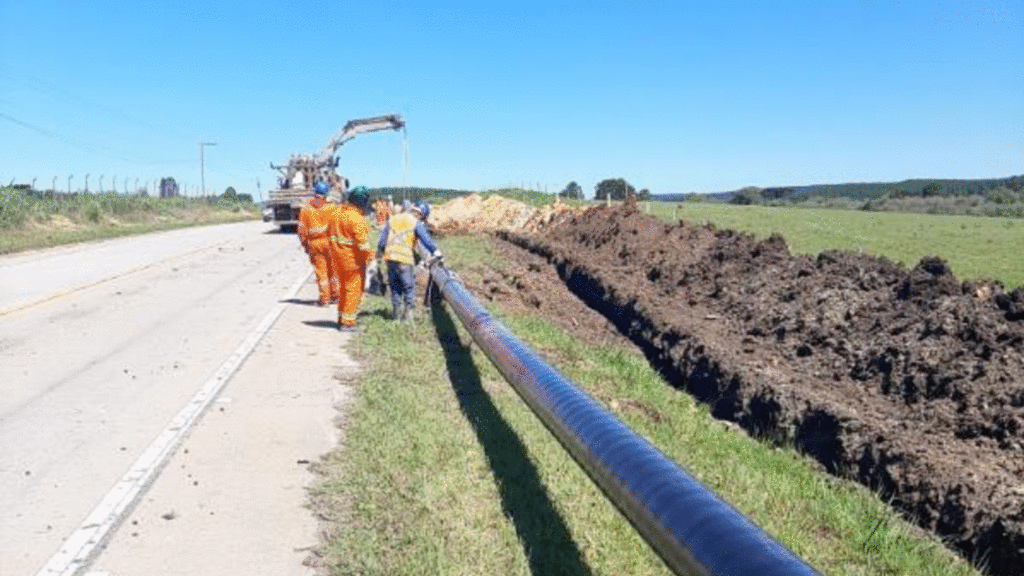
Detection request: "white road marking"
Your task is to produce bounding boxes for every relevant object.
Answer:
[34,269,312,576]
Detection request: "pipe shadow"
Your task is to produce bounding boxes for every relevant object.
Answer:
[430,299,593,576]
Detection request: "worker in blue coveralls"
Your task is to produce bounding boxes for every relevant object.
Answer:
[375,201,442,323]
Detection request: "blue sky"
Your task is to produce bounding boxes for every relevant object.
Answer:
[1,1,1021,200]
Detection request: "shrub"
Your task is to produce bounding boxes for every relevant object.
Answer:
[84,202,102,223]
[0,188,30,228]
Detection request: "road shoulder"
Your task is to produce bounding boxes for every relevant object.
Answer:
[91,279,356,576]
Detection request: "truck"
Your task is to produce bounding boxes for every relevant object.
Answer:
[266,114,406,231]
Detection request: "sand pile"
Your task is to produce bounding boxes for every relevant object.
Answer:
[431,194,585,235]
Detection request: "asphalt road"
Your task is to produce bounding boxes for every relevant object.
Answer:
[1,221,354,575]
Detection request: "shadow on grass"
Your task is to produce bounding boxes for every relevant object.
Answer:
[430,299,593,576]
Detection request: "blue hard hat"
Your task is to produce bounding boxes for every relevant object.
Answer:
[313,181,329,196]
[413,202,430,219]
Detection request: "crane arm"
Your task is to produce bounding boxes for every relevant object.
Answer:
[315,114,406,163]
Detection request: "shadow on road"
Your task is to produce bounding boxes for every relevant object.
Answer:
[281,298,322,306]
[301,319,339,330]
[430,299,593,576]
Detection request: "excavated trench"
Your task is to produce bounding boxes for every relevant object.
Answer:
[467,203,1024,575]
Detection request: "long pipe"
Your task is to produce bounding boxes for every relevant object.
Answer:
[427,262,822,576]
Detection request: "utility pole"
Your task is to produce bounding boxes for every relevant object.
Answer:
[52,176,57,192]
[68,175,73,194]
[99,175,104,193]
[84,173,90,193]
[112,176,117,193]
[256,178,261,203]
[199,142,217,197]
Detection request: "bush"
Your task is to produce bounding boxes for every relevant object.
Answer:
[84,202,102,223]
[986,186,1021,205]
[0,188,30,228]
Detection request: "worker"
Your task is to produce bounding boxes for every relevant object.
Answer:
[371,198,390,227]
[297,181,338,306]
[376,201,442,323]
[328,186,373,332]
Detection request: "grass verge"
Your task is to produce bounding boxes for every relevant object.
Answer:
[652,201,1023,291]
[0,189,259,254]
[309,233,982,576]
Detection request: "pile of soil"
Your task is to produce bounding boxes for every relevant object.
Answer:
[430,194,535,235]
[476,203,1024,574]
[430,194,585,236]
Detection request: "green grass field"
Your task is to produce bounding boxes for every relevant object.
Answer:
[311,231,984,576]
[653,201,1023,290]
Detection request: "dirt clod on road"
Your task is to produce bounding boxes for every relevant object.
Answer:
[472,203,1024,575]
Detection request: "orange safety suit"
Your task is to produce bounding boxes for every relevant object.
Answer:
[328,202,372,328]
[297,196,339,305]
[374,199,392,227]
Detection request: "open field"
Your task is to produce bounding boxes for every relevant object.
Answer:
[656,201,1023,291]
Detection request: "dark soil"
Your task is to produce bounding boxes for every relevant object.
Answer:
[457,204,1024,575]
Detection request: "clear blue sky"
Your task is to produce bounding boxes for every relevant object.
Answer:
[1,1,1021,200]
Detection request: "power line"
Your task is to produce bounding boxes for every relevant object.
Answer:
[0,110,189,165]
[0,66,197,142]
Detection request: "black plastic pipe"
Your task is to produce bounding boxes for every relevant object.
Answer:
[428,262,823,576]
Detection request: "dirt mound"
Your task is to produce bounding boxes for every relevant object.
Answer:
[495,204,1024,575]
[431,194,534,235]
[430,194,586,235]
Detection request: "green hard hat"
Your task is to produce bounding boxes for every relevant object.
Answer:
[348,186,371,208]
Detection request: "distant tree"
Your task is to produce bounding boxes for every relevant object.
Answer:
[560,181,583,200]
[730,186,762,205]
[594,178,636,201]
[222,186,238,199]
[761,187,793,201]
[159,177,179,198]
[921,183,942,197]
[638,188,651,201]
[986,186,1021,205]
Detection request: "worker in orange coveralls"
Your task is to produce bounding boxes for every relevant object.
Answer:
[373,198,392,227]
[297,181,339,306]
[328,187,373,332]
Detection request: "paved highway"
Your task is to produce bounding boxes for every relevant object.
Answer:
[1,221,353,575]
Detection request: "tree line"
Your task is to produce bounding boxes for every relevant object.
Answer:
[559,179,651,201]
[724,175,1024,206]
[369,180,653,204]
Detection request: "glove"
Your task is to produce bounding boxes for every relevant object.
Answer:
[429,250,443,265]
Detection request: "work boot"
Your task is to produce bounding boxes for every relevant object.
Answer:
[393,304,406,322]
[404,305,416,325]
